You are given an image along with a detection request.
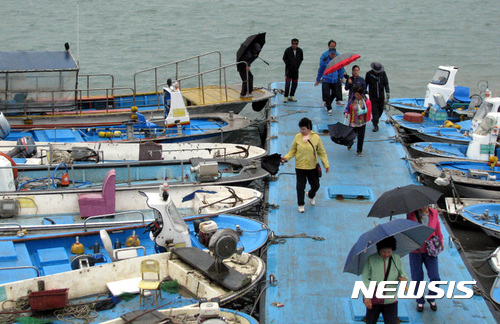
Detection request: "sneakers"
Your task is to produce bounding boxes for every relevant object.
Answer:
[327,109,333,115]
[284,97,288,103]
[336,101,345,105]
[372,125,379,132]
[288,96,297,102]
[357,152,363,157]
[306,191,316,206]
[298,205,305,213]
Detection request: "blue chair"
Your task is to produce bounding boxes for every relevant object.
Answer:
[452,86,471,103]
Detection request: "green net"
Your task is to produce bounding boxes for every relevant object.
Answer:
[119,292,138,301]
[15,317,52,324]
[160,280,180,293]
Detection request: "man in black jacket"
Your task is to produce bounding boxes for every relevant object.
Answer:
[282,38,304,103]
[365,62,390,132]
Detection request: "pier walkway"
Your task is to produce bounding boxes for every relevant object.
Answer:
[263,82,496,323]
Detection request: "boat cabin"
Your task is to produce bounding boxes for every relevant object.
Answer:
[0,51,79,114]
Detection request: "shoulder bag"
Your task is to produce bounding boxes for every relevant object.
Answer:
[426,235,443,257]
[371,256,393,305]
[308,140,322,178]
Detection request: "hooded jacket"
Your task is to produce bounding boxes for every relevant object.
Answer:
[365,70,390,100]
[407,208,443,254]
[316,55,345,84]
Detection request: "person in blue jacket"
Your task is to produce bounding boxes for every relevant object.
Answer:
[319,39,337,62]
[314,48,345,115]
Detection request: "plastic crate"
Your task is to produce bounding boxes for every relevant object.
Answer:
[29,288,69,311]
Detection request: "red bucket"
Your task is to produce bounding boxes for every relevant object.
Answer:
[29,288,69,311]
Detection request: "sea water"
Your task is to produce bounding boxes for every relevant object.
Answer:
[2,0,499,98]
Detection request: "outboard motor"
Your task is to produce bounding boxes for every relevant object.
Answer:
[0,112,10,139]
[7,136,37,158]
[196,219,219,247]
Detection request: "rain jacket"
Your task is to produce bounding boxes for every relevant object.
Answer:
[407,208,443,254]
[345,76,366,99]
[362,253,408,304]
[283,131,329,170]
[316,56,345,84]
[365,70,390,100]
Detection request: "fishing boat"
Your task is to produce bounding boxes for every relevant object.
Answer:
[0,49,274,129]
[0,247,265,323]
[0,183,264,233]
[0,189,268,291]
[489,246,500,305]
[102,303,259,324]
[388,65,479,114]
[0,139,267,166]
[0,155,269,193]
[411,156,500,199]
[456,203,500,239]
[408,110,500,159]
[0,83,252,144]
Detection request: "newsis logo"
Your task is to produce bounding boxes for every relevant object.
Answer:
[351,281,477,300]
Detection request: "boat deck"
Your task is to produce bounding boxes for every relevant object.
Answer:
[264,82,497,323]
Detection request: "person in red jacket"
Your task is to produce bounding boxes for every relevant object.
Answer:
[407,205,443,313]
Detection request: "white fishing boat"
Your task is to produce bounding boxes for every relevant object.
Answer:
[0,140,267,165]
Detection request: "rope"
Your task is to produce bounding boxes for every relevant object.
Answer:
[0,296,31,323]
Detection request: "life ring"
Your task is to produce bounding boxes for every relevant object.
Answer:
[0,152,18,179]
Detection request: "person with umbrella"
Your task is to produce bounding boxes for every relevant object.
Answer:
[406,205,443,313]
[362,236,408,324]
[365,62,390,132]
[280,117,329,213]
[314,49,346,115]
[237,42,262,98]
[344,86,372,157]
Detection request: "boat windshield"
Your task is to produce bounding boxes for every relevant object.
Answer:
[474,115,496,136]
[473,101,494,122]
[166,201,189,232]
[430,69,450,85]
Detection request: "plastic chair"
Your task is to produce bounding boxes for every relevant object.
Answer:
[138,259,162,307]
[78,169,116,218]
[452,86,472,103]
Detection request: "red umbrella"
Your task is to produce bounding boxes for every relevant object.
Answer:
[324,53,361,75]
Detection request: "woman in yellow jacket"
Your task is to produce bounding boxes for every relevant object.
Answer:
[281,117,330,213]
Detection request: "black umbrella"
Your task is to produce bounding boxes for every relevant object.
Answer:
[327,122,357,147]
[261,153,281,175]
[367,184,443,219]
[236,33,266,62]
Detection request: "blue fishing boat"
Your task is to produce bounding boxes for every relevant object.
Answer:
[388,65,478,115]
[411,157,500,199]
[0,189,268,286]
[489,246,500,305]
[0,49,274,129]
[409,110,500,159]
[0,155,269,193]
[0,83,251,144]
[458,203,500,239]
[0,247,265,323]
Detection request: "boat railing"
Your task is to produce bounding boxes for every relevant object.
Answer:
[154,147,228,162]
[133,50,223,95]
[83,211,147,232]
[0,266,39,277]
[0,158,195,191]
[156,61,248,107]
[0,86,135,115]
[78,73,115,97]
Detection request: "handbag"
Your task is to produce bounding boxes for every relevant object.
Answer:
[355,99,368,116]
[308,140,322,178]
[425,235,443,257]
[371,256,393,305]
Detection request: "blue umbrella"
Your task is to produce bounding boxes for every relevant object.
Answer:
[344,219,435,275]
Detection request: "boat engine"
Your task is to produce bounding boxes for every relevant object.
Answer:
[7,136,37,158]
[194,219,219,247]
